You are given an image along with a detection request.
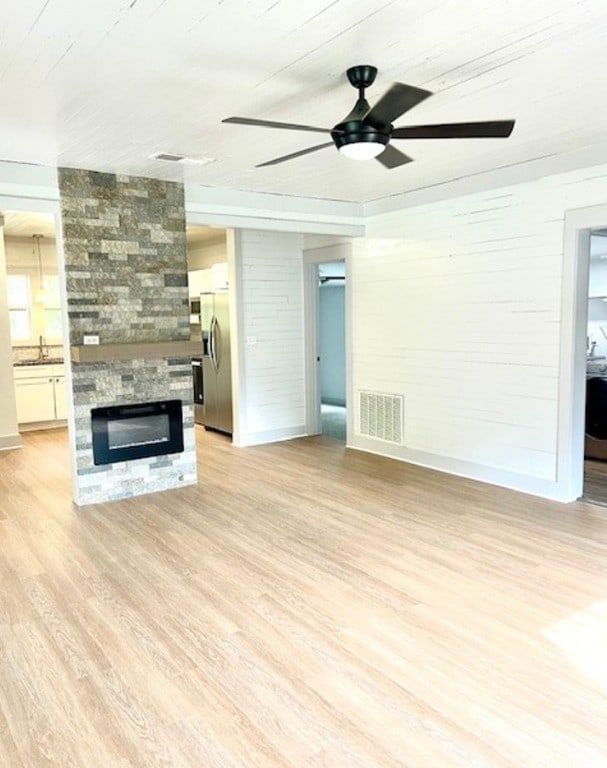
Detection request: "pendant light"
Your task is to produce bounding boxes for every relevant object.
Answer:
[33,234,47,304]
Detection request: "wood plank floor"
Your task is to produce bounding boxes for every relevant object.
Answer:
[583,458,607,506]
[1,427,607,767]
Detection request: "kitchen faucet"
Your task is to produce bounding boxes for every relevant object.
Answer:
[37,334,48,362]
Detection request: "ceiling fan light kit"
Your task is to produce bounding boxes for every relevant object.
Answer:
[222,65,515,169]
[339,141,386,160]
[338,137,387,160]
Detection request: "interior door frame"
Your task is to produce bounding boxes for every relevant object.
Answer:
[0,193,76,493]
[303,259,322,436]
[303,242,352,438]
[560,203,607,500]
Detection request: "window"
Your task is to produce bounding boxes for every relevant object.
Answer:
[7,275,31,341]
[44,309,62,339]
[7,272,63,344]
[42,275,62,339]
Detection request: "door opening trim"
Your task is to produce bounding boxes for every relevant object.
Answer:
[560,204,607,500]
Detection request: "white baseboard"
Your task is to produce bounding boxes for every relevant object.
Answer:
[235,425,307,447]
[0,433,22,451]
[17,420,67,433]
[348,435,567,502]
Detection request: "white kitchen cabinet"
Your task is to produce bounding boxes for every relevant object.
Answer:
[189,266,226,297]
[188,269,203,298]
[188,269,213,298]
[13,364,67,425]
[15,377,56,422]
[210,262,228,290]
[53,376,67,420]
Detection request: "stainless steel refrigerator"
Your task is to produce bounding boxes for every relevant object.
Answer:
[200,291,233,435]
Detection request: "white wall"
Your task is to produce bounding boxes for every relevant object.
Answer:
[232,229,305,446]
[355,162,607,500]
[187,234,227,270]
[0,221,21,449]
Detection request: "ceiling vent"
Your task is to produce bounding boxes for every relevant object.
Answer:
[152,152,184,162]
[151,152,215,166]
[358,391,404,444]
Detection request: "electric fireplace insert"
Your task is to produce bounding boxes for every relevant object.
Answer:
[91,400,184,466]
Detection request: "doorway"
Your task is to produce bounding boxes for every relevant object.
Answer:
[3,210,69,434]
[318,261,346,441]
[582,230,607,504]
[303,239,352,444]
[185,224,233,440]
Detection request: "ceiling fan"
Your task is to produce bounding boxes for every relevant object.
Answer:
[222,65,515,169]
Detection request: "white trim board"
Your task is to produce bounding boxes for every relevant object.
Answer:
[302,242,352,439]
[0,434,21,450]
[228,229,245,448]
[186,209,364,237]
[303,260,321,437]
[0,161,59,204]
[558,203,607,502]
[185,184,364,236]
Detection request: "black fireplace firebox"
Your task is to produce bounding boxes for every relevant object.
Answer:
[91,400,184,466]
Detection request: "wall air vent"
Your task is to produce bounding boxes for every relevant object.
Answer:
[358,391,404,444]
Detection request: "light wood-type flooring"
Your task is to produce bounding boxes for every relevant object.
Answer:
[2,427,607,767]
[584,458,607,506]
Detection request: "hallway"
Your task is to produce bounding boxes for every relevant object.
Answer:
[320,402,346,441]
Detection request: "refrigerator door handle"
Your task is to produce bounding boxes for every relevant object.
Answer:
[210,316,219,371]
[208,314,215,367]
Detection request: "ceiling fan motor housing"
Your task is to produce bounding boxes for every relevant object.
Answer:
[331,120,390,152]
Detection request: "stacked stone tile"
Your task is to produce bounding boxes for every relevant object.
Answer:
[59,169,197,504]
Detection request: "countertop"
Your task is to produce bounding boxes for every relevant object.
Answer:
[14,358,64,367]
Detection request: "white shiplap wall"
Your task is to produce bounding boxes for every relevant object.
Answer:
[233,229,306,446]
[353,163,607,499]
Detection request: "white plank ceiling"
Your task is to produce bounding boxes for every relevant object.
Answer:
[1,0,607,204]
[2,211,56,239]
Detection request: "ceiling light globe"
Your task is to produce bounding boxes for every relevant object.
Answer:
[338,141,385,160]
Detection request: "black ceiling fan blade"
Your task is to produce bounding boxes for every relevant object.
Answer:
[223,116,334,134]
[255,142,334,168]
[364,83,432,128]
[392,120,515,139]
[376,144,414,169]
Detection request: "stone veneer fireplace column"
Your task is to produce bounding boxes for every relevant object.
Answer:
[58,169,197,505]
